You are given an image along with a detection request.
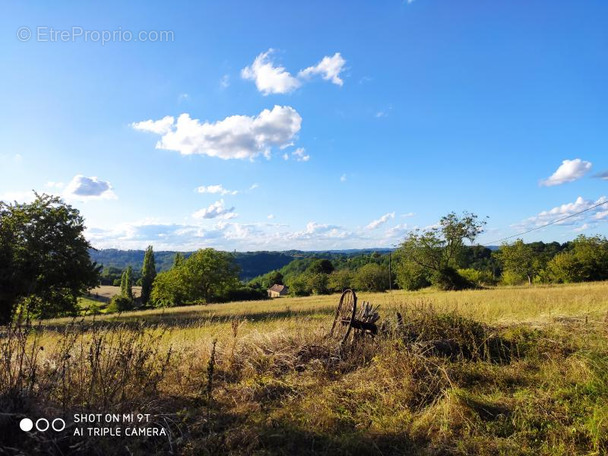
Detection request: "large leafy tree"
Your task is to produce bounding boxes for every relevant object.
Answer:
[547,235,608,283]
[0,193,100,323]
[352,263,388,292]
[151,248,240,306]
[496,239,538,285]
[140,245,156,305]
[397,212,486,290]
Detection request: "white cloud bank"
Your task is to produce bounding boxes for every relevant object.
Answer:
[540,159,592,187]
[241,49,346,95]
[514,196,608,232]
[63,175,117,201]
[132,105,302,160]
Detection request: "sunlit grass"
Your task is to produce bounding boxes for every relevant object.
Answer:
[6,281,608,455]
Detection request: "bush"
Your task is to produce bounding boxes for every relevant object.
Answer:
[432,267,474,291]
[107,295,134,313]
[458,268,495,287]
[395,260,431,291]
[224,286,268,302]
[353,263,388,292]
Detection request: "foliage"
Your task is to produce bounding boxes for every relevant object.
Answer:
[546,235,608,283]
[496,239,539,285]
[0,193,100,322]
[120,266,134,301]
[285,275,311,297]
[306,259,335,275]
[352,263,389,292]
[140,245,156,305]
[457,268,495,287]
[151,248,240,306]
[306,272,330,295]
[107,294,134,313]
[397,211,486,290]
[393,255,431,291]
[328,269,354,292]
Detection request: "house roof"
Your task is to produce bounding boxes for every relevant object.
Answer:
[268,284,288,293]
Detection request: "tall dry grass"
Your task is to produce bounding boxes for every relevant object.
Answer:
[1,282,608,455]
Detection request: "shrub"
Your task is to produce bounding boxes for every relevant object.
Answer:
[107,295,134,313]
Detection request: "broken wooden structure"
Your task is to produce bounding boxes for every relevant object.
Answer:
[329,289,380,345]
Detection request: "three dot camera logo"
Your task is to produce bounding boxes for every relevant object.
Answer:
[20,417,66,432]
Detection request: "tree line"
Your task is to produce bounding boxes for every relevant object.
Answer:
[2,195,608,323]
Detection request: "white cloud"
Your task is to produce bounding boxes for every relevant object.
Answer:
[515,196,608,231]
[401,212,415,218]
[283,153,289,160]
[298,53,346,86]
[366,212,395,230]
[131,116,175,135]
[340,174,347,182]
[196,185,238,196]
[249,183,259,191]
[540,159,592,187]
[242,50,347,94]
[63,175,117,201]
[192,199,236,220]
[292,147,310,162]
[46,181,65,189]
[241,49,301,95]
[267,214,275,220]
[133,105,302,161]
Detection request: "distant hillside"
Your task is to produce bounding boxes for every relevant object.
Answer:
[89,248,395,281]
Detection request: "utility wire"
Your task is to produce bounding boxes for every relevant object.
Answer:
[483,199,608,246]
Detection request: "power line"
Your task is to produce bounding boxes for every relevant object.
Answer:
[483,199,608,246]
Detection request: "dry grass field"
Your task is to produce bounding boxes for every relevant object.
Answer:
[2,282,608,455]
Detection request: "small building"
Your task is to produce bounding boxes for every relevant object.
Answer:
[267,284,289,298]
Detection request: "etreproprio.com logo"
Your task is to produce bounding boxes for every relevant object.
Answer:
[16,26,174,45]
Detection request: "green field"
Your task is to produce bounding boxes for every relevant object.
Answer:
[3,282,608,455]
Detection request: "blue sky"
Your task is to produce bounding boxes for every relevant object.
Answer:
[1,0,607,251]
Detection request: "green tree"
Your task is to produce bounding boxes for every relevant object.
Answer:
[546,235,608,283]
[328,269,354,292]
[140,245,156,305]
[286,275,311,297]
[120,266,134,301]
[151,248,240,305]
[394,256,431,291]
[307,272,330,295]
[173,252,185,268]
[0,193,100,322]
[398,212,485,290]
[496,239,538,285]
[353,263,388,292]
[306,259,335,275]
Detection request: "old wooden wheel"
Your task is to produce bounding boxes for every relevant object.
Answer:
[329,289,357,344]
